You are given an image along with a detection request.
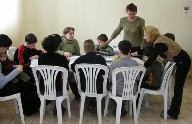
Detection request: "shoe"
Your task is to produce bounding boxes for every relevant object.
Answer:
[75,93,81,100]
[160,111,177,120]
[53,105,66,116]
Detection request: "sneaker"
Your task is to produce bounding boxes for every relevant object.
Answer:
[53,105,66,116]
[160,111,177,120]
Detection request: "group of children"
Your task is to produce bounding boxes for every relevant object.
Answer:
[0,26,176,117]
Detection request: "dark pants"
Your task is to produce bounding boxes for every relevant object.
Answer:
[0,80,40,116]
[168,50,191,119]
[68,72,79,95]
[0,82,21,96]
[136,76,160,107]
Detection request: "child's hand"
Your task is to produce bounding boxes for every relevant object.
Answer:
[16,65,23,73]
[66,56,70,61]
[131,52,138,57]
[64,52,72,57]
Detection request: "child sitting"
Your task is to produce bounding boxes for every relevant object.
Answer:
[141,47,163,89]
[0,52,31,84]
[38,35,69,116]
[96,34,114,56]
[14,33,42,78]
[136,46,163,107]
[108,40,138,117]
[71,39,107,112]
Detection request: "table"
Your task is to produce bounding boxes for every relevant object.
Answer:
[30,56,144,71]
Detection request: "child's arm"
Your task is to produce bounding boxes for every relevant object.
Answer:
[0,65,22,89]
[108,46,114,56]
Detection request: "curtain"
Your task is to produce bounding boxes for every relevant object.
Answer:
[0,0,22,47]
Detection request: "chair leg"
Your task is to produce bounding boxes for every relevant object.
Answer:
[129,100,132,115]
[168,77,172,105]
[40,98,45,124]
[56,100,62,124]
[133,99,137,124]
[137,89,144,118]
[14,99,19,114]
[79,94,85,124]
[16,93,25,124]
[164,93,168,120]
[96,95,102,124]
[104,95,109,116]
[145,94,150,107]
[116,98,122,124]
[66,95,71,117]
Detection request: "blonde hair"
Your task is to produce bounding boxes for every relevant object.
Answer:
[84,39,95,52]
[143,26,161,42]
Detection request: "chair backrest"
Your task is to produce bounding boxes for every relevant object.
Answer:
[32,65,68,98]
[111,66,146,98]
[75,64,109,95]
[7,47,17,60]
[159,61,176,92]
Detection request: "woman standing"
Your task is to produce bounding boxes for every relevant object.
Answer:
[107,3,147,52]
[142,26,191,119]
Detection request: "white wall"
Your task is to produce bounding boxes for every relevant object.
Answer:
[22,0,192,55]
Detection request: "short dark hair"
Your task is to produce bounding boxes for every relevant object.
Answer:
[52,34,62,43]
[25,33,37,44]
[0,34,12,47]
[143,46,153,57]
[118,40,132,55]
[164,33,175,41]
[97,34,108,42]
[41,35,60,53]
[63,27,75,34]
[84,39,95,52]
[126,3,137,12]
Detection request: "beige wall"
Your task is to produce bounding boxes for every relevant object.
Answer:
[22,0,192,55]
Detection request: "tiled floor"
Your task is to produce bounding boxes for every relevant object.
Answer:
[0,79,192,124]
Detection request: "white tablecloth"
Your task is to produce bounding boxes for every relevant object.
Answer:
[30,56,144,71]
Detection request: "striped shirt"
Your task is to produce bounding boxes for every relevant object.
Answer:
[95,45,114,56]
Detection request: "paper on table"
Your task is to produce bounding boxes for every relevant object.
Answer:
[69,56,80,64]
[30,59,38,67]
[104,56,113,62]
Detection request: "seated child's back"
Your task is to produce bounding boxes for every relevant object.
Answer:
[108,40,138,96]
[71,39,107,94]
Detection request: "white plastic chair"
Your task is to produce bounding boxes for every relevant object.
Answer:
[0,93,25,124]
[7,47,17,60]
[75,64,109,124]
[144,61,175,107]
[137,62,175,120]
[104,66,146,124]
[32,65,71,124]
